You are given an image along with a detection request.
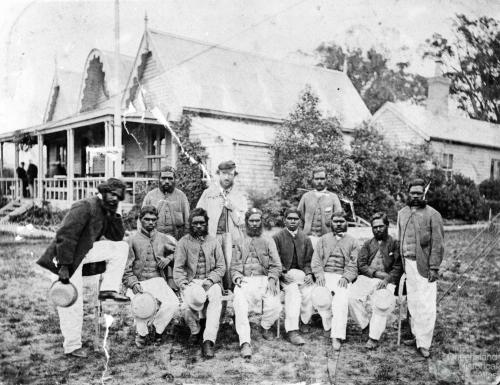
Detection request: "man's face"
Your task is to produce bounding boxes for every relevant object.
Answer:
[247,213,262,237]
[408,186,425,207]
[141,213,157,233]
[285,213,300,232]
[219,169,236,190]
[372,218,388,241]
[191,215,207,237]
[312,171,326,191]
[102,188,122,213]
[331,215,347,234]
[159,171,176,193]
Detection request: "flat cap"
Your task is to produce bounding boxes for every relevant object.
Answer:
[218,160,236,171]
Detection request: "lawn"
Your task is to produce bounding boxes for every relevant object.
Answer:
[0,229,498,385]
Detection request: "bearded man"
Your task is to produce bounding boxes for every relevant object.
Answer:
[37,178,129,358]
[143,166,190,239]
[173,208,225,359]
[231,208,282,359]
[348,212,402,349]
[397,179,444,358]
[311,210,359,351]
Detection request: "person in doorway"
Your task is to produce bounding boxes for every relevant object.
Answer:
[27,160,38,198]
[16,161,28,198]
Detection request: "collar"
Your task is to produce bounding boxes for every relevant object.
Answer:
[140,228,156,239]
[286,228,298,237]
[333,232,345,239]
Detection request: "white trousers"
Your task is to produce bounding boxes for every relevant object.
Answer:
[405,259,436,349]
[315,272,351,340]
[181,279,222,343]
[282,282,314,332]
[233,276,282,345]
[348,275,396,340]
[56,240,129,354]
[126,277,179,336]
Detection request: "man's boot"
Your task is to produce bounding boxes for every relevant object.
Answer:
[287,330,305,346]
[240,342,252,358]
[365,338,378,350]
[332,338,342,351]
[66,348,87,358]
[135,333,147,349]
[418,347,430,358]
[261,327,275,341]
[202,340,215,358]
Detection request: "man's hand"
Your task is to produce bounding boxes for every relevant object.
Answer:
[281,273,294,284]
[157,257,170,270]
[179,282,188,291]
[376,279,388,290]
[304,274,314,286]
[132,283,143,294]
[316,274,326,287]
[428,270,439,283]
[266,278,278,296]
[202,279,213,292]
[235,277,243,288]
[374,271,390,281]
[224,198,235,211]
[337,277,349,288]
[58,265,70,284]
[165,243,176,253]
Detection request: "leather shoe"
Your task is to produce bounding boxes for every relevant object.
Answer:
[365,338,378,350]
[98,291,130,302]
[66,348,87,358]
[418,347,430,358]
[135,333,147,348]
[287,330,305,346]
[332,338,341,351]
[240,342,252,358]
[300,322,313,334]
[261,327,275,341]
[403,338,416,347]
[202,340,215,358]
[188,333,200,346]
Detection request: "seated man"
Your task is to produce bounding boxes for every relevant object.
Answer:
[273,207,314,346]
[36,178,130,358]
[232,208,282,359]
[123,206,180,348]
[348,212,402,349]
[173,208,225,359]
[311,210,359,351]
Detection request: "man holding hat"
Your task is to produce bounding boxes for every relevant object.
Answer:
[231,208,282,358]
[173,207,225,358]
[348,212,402,349]
[197,160,248,289]
[123,206,180,348]
[397,179,444,358]
[272,207,315,346]
[311,210,359,351]
[37,178,130,358]
[143,166,190,240]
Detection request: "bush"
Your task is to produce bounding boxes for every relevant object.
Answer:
[479,179,500,200]
[246,188,291,229]
[480,199,500,220]
[9,202,68,230]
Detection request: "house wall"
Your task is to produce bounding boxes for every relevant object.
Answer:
[233,142,277,193]
[134,53,163,109]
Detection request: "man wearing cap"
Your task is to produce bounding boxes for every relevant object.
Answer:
[272,207,314,346]
[123,206,180,348]
[197,160,248,289]
[231,208,282,358]
[37,178,130,358]
[311,210,359,351]
[397,179,444,358]
[143,166,190,240]
[348,212,402,349]
[173,207,225,358]
[298,166,342,248]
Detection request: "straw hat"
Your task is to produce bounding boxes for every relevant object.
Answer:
[371,288,395,315]
[287,269,306,284]
[131,292,158,319]
[49,281,78,308]
[311,286,333,310]
[184,284,207,311]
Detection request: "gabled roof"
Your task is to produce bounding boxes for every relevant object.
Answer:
[128,29,371,128]
[43,69,82,123]
[374,102,500,150]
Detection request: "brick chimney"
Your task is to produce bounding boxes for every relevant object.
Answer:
[427,61,451,115]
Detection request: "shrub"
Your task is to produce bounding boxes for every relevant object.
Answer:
[9,202,68,229]
[246,188,291,229]
[478,178,500,200]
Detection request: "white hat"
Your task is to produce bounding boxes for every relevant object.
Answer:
[49,281,78,308]
[311,286,332,310]
[184,284,207,311]
[371,289,395,315]
[131,292,158,319]
[287,269,306,284]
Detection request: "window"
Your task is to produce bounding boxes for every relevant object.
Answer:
[491,159,500,180]
[441,153,453,180]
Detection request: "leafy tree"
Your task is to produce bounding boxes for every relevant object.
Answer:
[315,44,428,113]
[424,14,500,123]
[272,86,358,204]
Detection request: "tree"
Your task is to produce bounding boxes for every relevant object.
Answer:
[315,44,428,113]
[424,14,500,123]
[272,86,358,203]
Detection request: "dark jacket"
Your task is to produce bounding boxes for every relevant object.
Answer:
[357,235,402,284]
[37,196,125,277]
[397,205,444,278]
[27,164,38,183]
[273,228,313,275]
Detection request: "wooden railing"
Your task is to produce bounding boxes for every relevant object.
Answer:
[0,178,22,200]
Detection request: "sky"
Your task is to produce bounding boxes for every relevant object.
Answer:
[0,0,499,135]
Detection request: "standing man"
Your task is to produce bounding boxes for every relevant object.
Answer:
[348,212,402,349]
[123,206,179,348]
[298,166,342,247]
[16,161,28,198]
[143,166,190,240]
[311,210,359,351]
[173,208,225,359]
[197,160,248,289]
[27,160,38,198]
[273,207,314,346]
[231,208,282,359]
[37,178,130,358]
[397,179,444,358]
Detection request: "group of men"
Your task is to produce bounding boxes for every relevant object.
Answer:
[36,162,444,361]
[16,160,38,198]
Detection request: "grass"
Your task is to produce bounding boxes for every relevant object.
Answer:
[0,230,499,384]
